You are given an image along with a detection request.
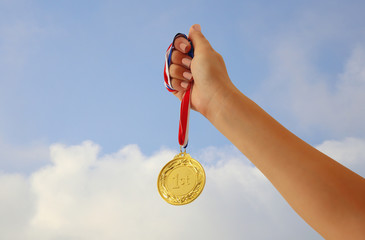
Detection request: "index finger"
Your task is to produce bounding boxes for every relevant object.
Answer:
[174,36,191,54]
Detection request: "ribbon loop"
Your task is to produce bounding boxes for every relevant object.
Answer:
[164,33,194,92]
[163,33,194,148]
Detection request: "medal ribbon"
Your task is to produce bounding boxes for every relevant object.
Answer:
[164,33,194,148]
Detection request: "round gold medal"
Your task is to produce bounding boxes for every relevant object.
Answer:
[157,152,205,205]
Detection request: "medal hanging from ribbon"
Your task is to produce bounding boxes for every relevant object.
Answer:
[158,33,206,205]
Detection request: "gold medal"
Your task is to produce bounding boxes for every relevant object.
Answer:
[157,150,206,205]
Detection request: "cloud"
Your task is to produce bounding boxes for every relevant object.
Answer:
[291,45,365,136]
[0,141,329,240]
[316,137,365,176]
[245,4,365,140]
[0,173,35,239]
[1,138,363,239]
[258,41,365,140]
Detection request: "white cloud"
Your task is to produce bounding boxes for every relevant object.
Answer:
[316,137,365,176]
[1,138,363,239]
[247,5,365,140]
[0,141,327,240]
[258,42,365,139]
[0,174,35,239]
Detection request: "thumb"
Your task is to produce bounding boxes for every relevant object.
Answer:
[188,24,212,53]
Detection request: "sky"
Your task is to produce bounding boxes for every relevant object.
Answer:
[1,0,365,239]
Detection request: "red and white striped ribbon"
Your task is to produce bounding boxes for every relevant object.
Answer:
[163,33,194,148]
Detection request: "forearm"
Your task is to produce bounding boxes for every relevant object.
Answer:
[172,24,365,238]
[206,84,365,239]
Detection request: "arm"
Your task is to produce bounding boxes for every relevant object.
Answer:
[209,84,365,240]
[169,24,365,239]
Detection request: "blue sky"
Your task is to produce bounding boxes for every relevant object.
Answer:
[1,0,365,158]
[1,0,365,239]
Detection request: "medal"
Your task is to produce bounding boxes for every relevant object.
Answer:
[157,149,205,205]
[158,33,206,205]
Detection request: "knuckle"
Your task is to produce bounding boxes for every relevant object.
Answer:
[171,51,180,63]
[169,64,176,76]
[214,51,224,63]
[169,64,180,78]
[171,78,180,91]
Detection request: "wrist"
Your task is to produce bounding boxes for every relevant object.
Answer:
[203,80,239,124]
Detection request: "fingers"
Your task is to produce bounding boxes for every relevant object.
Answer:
[173,36,191,54]
[169,39,193,92]
[168,33,194,96]
[172,88,185,101]
[169,64,193,81]
[171,50,192,68]
[170,78,190,93]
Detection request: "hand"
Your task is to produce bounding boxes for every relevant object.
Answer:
[167,24,365,239]
[168,24,235,118]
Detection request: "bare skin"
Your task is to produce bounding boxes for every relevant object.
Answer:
[168,24,365,239]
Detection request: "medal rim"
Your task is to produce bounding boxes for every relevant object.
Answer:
[157,153,205,206]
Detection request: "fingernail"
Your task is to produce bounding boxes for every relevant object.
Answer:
[182,58,191,68]
[193,24,201,32]
[181,81,189,89]
[183,72,192,80]
[180,43,187,52]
